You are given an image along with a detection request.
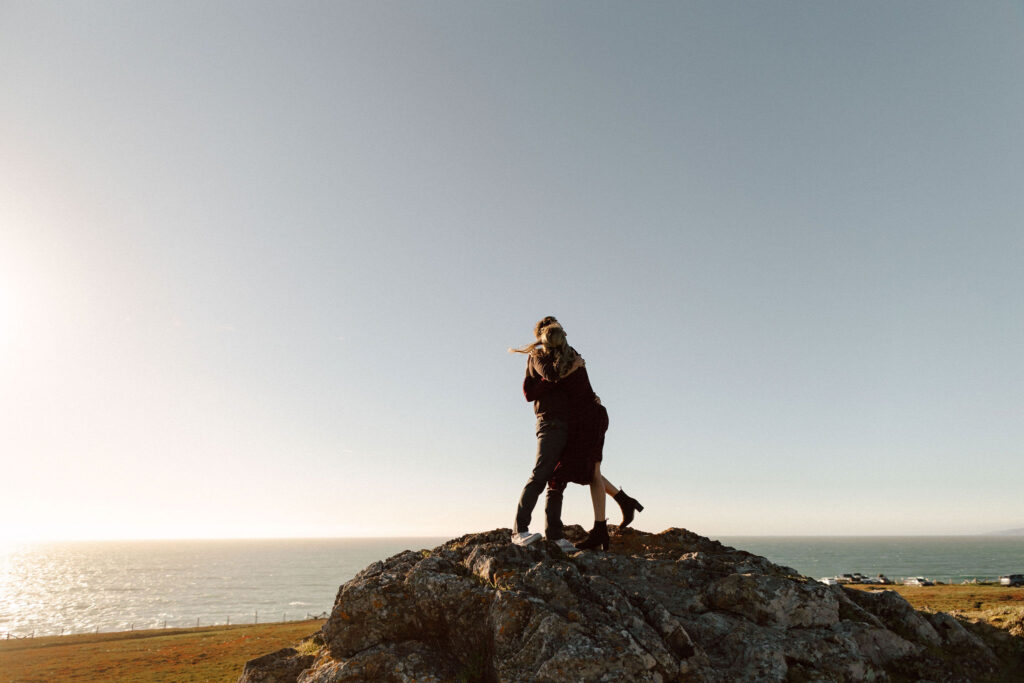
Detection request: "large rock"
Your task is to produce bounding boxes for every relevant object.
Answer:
[239,527,1023,682]
[239,647,315,682]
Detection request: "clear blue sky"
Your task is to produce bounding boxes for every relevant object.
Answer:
[2,1,1022,540]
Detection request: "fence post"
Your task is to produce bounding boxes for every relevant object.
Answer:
[255,610,258,624]
[226,616,230,626]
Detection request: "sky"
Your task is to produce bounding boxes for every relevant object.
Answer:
[2,1,1022,541]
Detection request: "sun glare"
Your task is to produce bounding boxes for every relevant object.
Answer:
[0,218,32,349]
[0,280,13,345]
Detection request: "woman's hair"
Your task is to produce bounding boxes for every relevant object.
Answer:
[533,316,559,339]
[540,324,566,350]
[508,316,562,357]
[539,323,572,375]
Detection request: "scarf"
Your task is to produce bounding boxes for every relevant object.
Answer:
[531,344,584,381]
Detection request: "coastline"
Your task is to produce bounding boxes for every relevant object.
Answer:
[718,534,1024,584]
[5,534,1024,641]
[3,585,1023,682]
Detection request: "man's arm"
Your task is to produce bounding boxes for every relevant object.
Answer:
[523,356,557,401]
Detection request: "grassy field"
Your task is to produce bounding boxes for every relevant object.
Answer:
[2,586,1023,682]
[847,583,1024,632]
[849,583,1023,612]
[0,620,325,683]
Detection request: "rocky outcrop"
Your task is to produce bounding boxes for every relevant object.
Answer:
[240,648,316,682]
[239,527,1024,682]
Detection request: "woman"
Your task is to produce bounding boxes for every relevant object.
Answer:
[511,317,643,551]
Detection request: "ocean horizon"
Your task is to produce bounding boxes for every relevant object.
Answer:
[4,534,1024,639]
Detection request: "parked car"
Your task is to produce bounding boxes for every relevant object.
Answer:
[903,577,934,586]
[1000,574,1024,587]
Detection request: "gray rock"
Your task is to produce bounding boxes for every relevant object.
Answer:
[925,611,1000,671]
[704,572,839,628]
[239,527,1024,682]
[239,648,314,683]
[843,586,942,646]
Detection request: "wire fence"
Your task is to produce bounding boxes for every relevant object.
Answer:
[1,610,329,641]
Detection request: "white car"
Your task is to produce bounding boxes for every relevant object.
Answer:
[902,577,933,586]
[999,574,1024,587]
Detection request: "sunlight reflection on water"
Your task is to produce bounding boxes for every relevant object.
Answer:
[0,538,443,637]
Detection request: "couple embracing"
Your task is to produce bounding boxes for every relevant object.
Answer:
[509,316,644,552]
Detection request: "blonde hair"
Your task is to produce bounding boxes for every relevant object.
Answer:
[508,316,562,357]
[540,325,566,350]
[509,317,575,376]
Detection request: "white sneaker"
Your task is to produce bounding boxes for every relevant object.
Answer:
[552,538,577,553]
[511,531,542,547]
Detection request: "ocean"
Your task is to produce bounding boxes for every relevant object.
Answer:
[720,535,1024,584]
[0,538,445,638]
[2,535,1023,638]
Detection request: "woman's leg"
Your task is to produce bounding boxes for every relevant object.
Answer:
[602,476,619,497]
[589,462,606,522]
[576,461,611,550]
[608,477,644,528]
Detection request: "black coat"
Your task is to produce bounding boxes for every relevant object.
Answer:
[523,357,608,486]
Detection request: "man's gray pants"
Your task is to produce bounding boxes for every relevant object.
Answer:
[514,418,567,540]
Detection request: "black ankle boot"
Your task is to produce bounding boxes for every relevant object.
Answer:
[613,490,644,528]
[575,520,610,551]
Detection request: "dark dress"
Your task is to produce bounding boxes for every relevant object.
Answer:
[548,366,608,486]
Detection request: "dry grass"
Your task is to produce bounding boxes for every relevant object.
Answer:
[847,583,1024,632]
[848,583,1024,613]
[0,620,325,683]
